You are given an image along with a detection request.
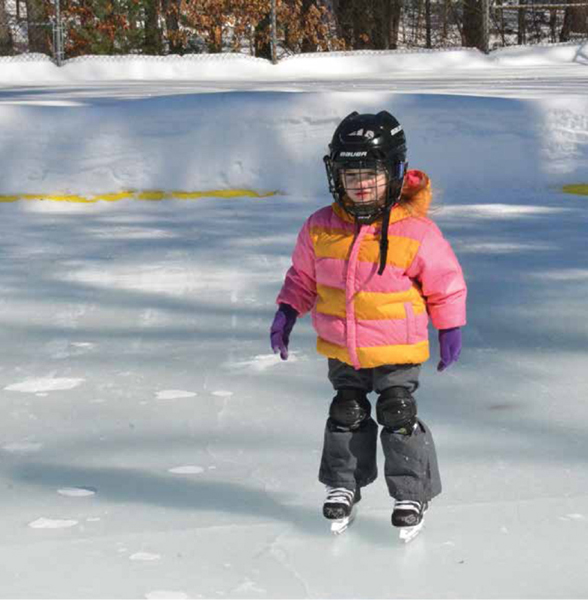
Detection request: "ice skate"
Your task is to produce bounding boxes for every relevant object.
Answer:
[323,486,361,535]
[392,500,428,543]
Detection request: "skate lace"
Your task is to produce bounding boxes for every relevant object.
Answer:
[325,487,354,506]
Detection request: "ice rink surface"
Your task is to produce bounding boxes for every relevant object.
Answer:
[0,44,588,598]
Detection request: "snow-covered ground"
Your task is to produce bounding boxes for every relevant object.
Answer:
[0,45,588,599]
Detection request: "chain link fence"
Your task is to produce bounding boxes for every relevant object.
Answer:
[491,2,588,47]
[1,0,587,63]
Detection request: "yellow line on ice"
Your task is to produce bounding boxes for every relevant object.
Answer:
[0,189,277,204]
[562,184,588,196]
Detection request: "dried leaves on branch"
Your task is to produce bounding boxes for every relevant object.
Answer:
[3,0,586,58]
[34,0,344,57]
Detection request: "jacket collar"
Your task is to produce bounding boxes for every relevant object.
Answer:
[332,202,411,228]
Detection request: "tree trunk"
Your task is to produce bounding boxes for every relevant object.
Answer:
[549,8,557,43]
[0,0,14,55]
[414,0,424,46]
[254,11,272,59]
[144,0,163,54]
[517,0,526,44]
[425,0,431,47]
[463,0,483,48]
[25,0,50,54]
[387,0,402,49]
[332,0,359,47]
[161,0,182,54]
[561,0,587,40]
[354,0,373,48]
[442,0,449,42]
[495,0,506,46]
[573,5,588,32]
[372,0,388,48]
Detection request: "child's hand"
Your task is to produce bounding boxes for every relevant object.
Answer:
[270,304,298,360]
[437,327,462,372]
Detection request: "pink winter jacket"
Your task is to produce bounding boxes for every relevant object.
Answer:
[276,170,467,370]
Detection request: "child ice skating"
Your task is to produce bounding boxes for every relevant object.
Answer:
[270,111,467,541]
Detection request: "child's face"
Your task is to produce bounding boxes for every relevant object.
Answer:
[341,168,388,206]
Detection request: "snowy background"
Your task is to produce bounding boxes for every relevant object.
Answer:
[1,44,588,599]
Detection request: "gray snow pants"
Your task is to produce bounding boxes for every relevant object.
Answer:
[318,359,442,503]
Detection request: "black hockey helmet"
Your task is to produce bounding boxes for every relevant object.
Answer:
[324,111,408,224]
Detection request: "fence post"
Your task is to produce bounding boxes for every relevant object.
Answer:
[481,0,490,52]
[52,0,64,65]
[270,0,277,64]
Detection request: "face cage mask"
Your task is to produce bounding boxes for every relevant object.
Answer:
[324,158,407,224]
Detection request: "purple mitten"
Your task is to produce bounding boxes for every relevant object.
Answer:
[270,303,298,360]
[437,327,462,372]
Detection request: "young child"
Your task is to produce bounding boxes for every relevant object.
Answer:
[270,111,467,539]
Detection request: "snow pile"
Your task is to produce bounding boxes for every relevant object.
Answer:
[1,42,587,85]
[1,90,586,202]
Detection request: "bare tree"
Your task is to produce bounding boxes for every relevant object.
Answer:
[549,6,558,42]
[388,0,403,47]
[518,0,526,43]
[0,0,14,54]
[425,0,431,47]
[331,0,403,49]
[463,0,483,47]
[372,0,403,48]
[25,0,50,54]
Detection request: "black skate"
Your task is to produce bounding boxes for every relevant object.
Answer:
[392,500,428,543]
[323,486,361,535]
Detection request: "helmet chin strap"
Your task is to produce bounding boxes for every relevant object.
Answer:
[377,172,405,275]
[377,206,392,276]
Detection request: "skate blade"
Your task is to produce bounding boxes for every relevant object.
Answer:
[330,505,357,535]
[398,519,424,544]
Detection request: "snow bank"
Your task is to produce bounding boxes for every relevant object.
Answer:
[1,42,587,85]
[491,41,588,66]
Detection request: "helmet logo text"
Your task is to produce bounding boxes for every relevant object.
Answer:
[348,129,375,139]
[340,151,368,157]
[390,125,403,136]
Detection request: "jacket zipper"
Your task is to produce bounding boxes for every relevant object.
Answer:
[346,223,366,369]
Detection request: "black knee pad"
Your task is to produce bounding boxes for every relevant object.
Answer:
[328,388,371,430]
[376,387,417,434]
